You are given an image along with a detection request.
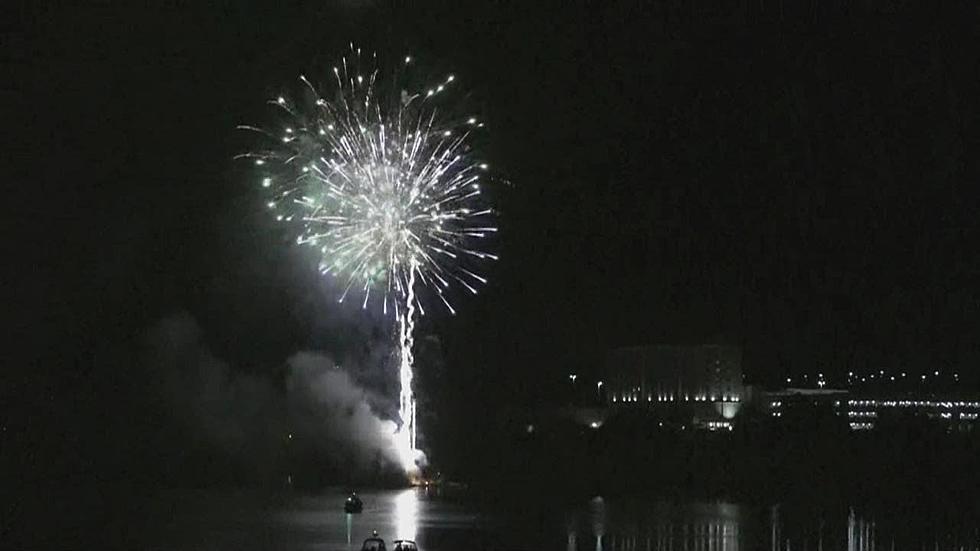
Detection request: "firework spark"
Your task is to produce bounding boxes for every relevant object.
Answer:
[241,46,496,476]
[241,47,495,316]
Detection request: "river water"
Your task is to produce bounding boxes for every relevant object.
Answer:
[79,487,980,550]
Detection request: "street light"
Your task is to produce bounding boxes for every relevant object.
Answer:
[569,374,578,383]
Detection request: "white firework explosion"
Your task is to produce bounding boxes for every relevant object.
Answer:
[240,46,497,476]
[241,47,496,317]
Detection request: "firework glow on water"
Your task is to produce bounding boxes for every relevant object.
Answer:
[240,46,496,476]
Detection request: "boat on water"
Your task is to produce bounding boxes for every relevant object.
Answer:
[360,534,385,551]
[360,535,418,551]
[344,492,363,514]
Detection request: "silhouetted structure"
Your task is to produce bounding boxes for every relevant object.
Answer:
[603,345,744,430]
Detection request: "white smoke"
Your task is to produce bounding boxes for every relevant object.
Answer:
[285,352,401,467]
[142,313,401,480]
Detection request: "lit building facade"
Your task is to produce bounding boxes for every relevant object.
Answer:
[763,388,848,422]
[843,398,980,432]
[762,390,980,432]
[604,345,744,428]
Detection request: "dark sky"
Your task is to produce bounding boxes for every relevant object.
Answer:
[8,0,980,482]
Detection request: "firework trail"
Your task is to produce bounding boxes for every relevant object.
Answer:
[395,258,418,470]
[240,46,496,475]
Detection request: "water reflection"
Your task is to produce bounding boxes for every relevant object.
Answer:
[602,521,740,551]
[104,488,980,550]
[393,488,418,542]
[569,500,741,551]
[590,496,605,551]
[563,499,979,551]
[847,509,873,551]
[346,512,353,546]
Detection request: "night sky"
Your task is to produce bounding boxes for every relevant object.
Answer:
[8,1,980,484]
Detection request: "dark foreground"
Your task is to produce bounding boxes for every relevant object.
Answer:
[10,486,980,550]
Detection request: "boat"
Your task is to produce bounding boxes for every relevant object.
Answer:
[360,533,386,551]
[393,540,419,551]
[345,492,363,514]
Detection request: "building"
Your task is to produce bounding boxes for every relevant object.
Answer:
[761,389,980,432]
[843,397,980,432]
[603,345,744,429]
[760,387,850,433]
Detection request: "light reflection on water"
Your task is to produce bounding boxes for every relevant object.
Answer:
[562,500,979,551]
[590,496,605,551]
[393,488,419,542]
[570,500,742,551]
[112,488,980,550]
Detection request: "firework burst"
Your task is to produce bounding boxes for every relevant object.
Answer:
[240,47,496,317]
[240,46,496,476]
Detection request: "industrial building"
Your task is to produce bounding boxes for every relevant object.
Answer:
[603,345,744,429]
[598,344,980,433]
[763,390,980,432]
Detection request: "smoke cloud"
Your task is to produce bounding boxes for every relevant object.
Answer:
[285,352,401,467]
[142,312,403,484]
